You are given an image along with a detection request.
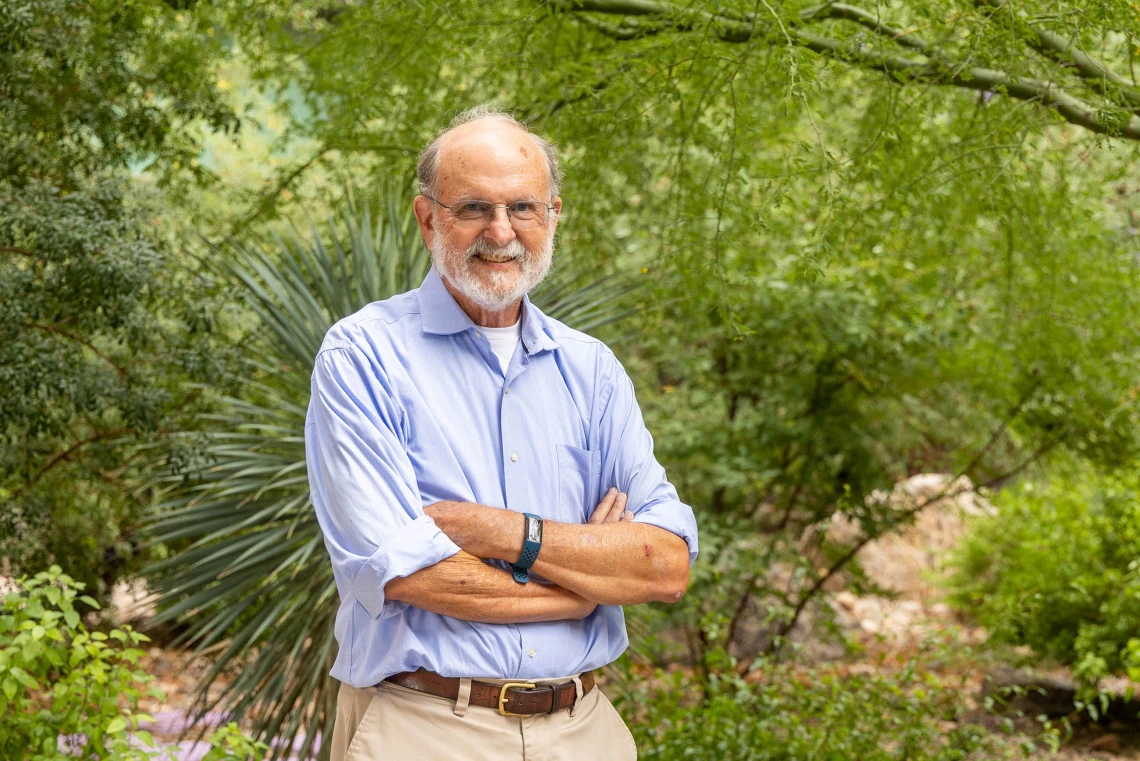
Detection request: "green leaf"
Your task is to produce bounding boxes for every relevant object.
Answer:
[106,716,128,734]
[9,667,38,690]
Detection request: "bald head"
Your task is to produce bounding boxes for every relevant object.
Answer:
[416,106,562,200]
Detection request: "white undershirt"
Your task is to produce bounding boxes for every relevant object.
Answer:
[480,320,521,374]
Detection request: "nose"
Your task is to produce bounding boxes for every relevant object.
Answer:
[482,206,517,247]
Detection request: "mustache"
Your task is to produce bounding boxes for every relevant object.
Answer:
[464,238,529,260]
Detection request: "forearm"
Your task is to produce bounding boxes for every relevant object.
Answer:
[385,550,596,623]
[531,520,689,605]
[428,501,690,606]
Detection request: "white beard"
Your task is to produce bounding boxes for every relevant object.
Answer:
[430,225,554,312]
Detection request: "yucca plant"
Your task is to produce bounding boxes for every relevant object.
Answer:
[140,183,636,760]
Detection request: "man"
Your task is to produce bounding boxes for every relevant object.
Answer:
[305,106,698,761]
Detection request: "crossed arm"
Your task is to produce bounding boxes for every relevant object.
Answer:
[385,489,691,623]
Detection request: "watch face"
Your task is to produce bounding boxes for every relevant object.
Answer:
[526,517,542,543]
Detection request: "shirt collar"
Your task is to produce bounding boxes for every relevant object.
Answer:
[418,267,559,355]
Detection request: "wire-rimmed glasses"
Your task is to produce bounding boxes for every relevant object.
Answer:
[424,195,556,230]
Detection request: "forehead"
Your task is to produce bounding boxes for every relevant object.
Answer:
[435,120,550,200]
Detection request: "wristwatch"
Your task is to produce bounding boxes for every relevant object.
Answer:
[512,513,543,583]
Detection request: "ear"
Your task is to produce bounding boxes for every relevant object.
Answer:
[413,195,436,249]
[550,196,563,233]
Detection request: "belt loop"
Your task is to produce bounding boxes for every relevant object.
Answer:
[453,677,472,717]
[568,675,584,718]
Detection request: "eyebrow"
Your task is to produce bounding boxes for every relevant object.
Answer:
[451,195,544,203]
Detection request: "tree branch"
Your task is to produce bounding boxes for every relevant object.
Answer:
[766,476,979,651]
[229,147,332,235]
[971,0,1140,113]
[1028,29,1140,113]
[20,427,135,494]
[551,0,1140,141]
[800,2,933,54]
[960,377,1041,478]
[24,322,128,376]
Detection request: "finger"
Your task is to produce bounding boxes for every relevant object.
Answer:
[621,510,634,521]
[605,492,628,523]
[589,487,619,524]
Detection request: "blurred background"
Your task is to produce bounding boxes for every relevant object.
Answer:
[3,1,1140,759]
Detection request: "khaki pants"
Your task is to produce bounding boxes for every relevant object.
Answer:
[330,676,638,761]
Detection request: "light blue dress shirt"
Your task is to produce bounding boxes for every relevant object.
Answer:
[304,267,699,688]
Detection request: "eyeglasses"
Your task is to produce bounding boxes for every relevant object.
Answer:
[424,195,556,230]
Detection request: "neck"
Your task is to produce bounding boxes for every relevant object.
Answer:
[441,279,522,328]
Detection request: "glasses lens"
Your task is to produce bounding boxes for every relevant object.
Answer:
[507,201,545,228]
[452,201,493,223]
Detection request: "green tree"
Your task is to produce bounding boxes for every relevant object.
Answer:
[0,0,237,591]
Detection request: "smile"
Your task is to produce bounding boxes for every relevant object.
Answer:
[475,253,517,263]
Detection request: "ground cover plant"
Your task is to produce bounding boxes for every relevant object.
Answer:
[0,566,264,760]
[616,648,1037,761]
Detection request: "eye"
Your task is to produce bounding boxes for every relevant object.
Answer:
[460,202,485,213]
[511,202,536,212]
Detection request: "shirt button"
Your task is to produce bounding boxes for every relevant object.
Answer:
[510,453,518,462]
[504,386,510,394]
[528,649,537,658]
[474,331,482,339]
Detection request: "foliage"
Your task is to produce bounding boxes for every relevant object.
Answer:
[124,0,1140,745]
[199,723,271,761]
[0,177,237,594]
[616,650,1023,760]
[0,0,235,183]
[0,565,265,760]
[7,0,1140,751]
[0,0,238,594]
[199,4,1140,669]
[948,467,1140,692]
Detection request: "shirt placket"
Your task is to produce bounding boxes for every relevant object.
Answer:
[500,348,546,676]
[468,327,506,378]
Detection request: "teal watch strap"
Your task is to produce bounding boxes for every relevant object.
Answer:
[512,513,543,583]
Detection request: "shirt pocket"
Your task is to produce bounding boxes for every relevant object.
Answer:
[556,443,601,522]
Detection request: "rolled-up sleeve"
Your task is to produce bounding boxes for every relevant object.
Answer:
[597,350,699,565]
[305,344,460,621]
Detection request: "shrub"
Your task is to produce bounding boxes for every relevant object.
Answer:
[617,652,1015,760]
[947,468,1140,689]
[0,566,266,760]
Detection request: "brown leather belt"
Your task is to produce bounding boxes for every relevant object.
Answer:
[384,669,595,716]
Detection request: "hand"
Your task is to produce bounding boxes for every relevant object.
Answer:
[588,487,633,524]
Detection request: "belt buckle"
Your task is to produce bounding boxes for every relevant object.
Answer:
[498,681,537,716]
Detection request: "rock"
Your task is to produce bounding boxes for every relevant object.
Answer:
[817,474,995,601]
[1089,734,1120,752]
[110,578,158,624]
[834,591,858,611]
